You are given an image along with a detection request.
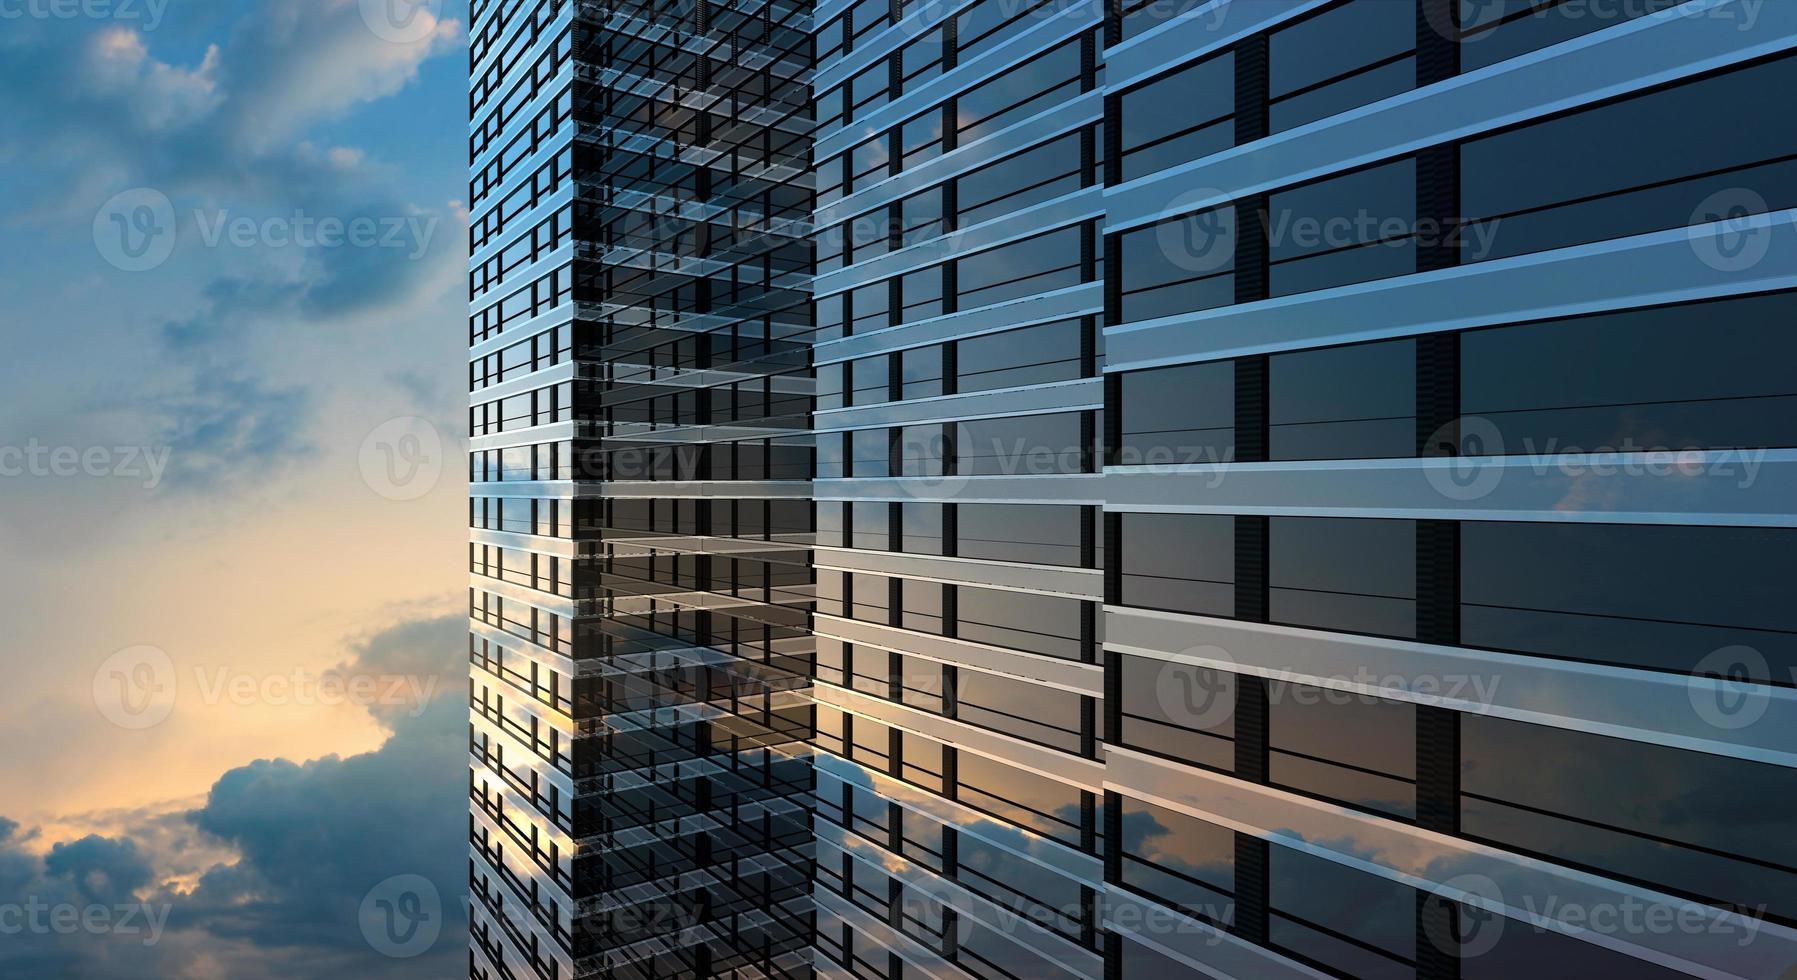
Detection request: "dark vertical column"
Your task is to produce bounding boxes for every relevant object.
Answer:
[1416,0,1461,88]
[1234,33,1270,145]
[1417,330,1461,456]
[1233,33,1271,315]
[1103,647,1122,750]
[1103,91,1122,189]
[1416,291,1464,977]
[1235,356,1268,464]
[1232,512,1271,943]
[1234,195,1270,306]
[1415,144,1462,274]
[1103,373,1122,468]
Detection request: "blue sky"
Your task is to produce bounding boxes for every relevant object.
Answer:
[0,1,475,974]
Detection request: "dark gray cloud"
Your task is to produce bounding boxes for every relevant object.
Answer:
[0,612,469,977]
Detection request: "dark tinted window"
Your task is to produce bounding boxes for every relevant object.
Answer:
[1118,361,1234,464]
[958,132,1082,227]
[1269,0,1415,132]
[1463,715,1797,920]
[957,226,1083,309]
[1271,845,1416,980]
[958,670,1083,751]
[955,751,1084,843]
[957,320,1083,393]
[1462,54,1797,261]
[1118,513,1235,615]
[1462,522,1797,681]
[1271,338,1416,459]
[957,586,1084,660]
[1119,53,1234,180]
[1459,0,1687,72]
[958,412,1084,476]
[1119,654,1234,771]
[901,502,944,554]
[1119,207,1235,321]
[850,500,889,550]
[1461,292,1797,453]
[958,504,1084,566]
[1268,682,1416,819]
[1268,160,1416,296]
[1271,518,1416,638]
[1118,795,1235,923]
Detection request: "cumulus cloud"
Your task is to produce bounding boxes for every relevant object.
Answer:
[0,1,466,494]
[0,613,469,978]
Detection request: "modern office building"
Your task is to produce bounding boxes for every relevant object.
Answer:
[474,0,1797,978]
[468,0,818,976]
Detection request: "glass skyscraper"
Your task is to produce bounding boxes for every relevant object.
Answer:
[471,1,1797,978]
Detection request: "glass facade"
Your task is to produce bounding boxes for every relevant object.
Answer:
[475,0,1797,977]
[470,0,816,976]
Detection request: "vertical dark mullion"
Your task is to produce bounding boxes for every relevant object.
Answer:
[1234,34,1269,145]
[1234,194,1270,306]
[1417,892,1462,980]
[1103,647,1122,752]
[1416,0,1461,88]
[1103,231,1122,326]
[1416,286,1464,980]
[1232,834,1271,945]
[1417,330,1461,456]
[1232,508,1273,944]
[1233,32,1271,311]
[1103,372,1122,468]
[1102,790,1122,884]
[1081,411,1098,474]
[1103,512,1121,604]
[1234,355,1269,464]
[1415,143,1462,274]
[1081,315,1098,378]
[1102,94,1122,188]
[1081,125,1098,188]
[1081,29,1097,94]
